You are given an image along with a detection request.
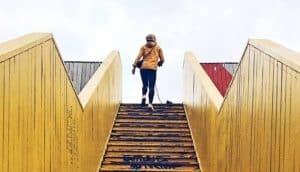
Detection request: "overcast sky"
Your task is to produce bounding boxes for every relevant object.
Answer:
[1,0,300,103]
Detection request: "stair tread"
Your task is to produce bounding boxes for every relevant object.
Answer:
[107,146,195,153]
[100,164,199,171]
[107,144,194,148]
[104,152,197,157]
[102,161,198,165]
[115,119,188,123]
[113,127,189,132]
[114,123,188,128]
[118,111,185,115]
[117,115,186,118]
[104,155,197,163]
[111,135,191,138]
[111,132,191,137]
[116,116,186,121]
[108,141,194,147]
[118,110,185,113]
[110,137,192,142]
[100,168,199,172]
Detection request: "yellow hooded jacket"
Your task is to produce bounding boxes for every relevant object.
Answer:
[133,44,165,70]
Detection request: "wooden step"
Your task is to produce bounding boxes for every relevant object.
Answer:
[117,115,186,120]
[115,119,188,124]
[100,164,199,171]
[103,157,197,163]
[114,123,188,128]
[106,146,195,153]
[116,116,186,120]
[105,152,197,158]
[100,169,199,172]
[108,141,194,147]
[102,161,198,166]
[118,109,185,113]
[120,103,183,106]
[100,104,199,171]
[110,132,191,137]
[120,104,184,106]
[109,136,192,142]
[112,127,190,132]
[118,111,185,115]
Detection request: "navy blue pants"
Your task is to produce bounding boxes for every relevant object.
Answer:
[140,69,156,104]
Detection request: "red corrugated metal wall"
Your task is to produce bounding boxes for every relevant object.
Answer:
[201,63,233,96]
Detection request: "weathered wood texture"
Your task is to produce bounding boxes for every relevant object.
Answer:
[183,39,300,172]
[100,104,200,171]
[0,33,122,172]
[183,52,223,172]
[64,61,101,94]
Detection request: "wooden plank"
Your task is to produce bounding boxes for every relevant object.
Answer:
[9,57,16,172]
[112,127,189,132]
[110,132,191,137]
[100,165,199,172]
[118,109,185,113]
[108,141,193,147]
[116,112,186,119]
[117,112,185,116]
[76,62,83,93]
[116,116,186,120]
[14,54,22,172]
[0,62,3,171]
[105,152,197,158]
[80,62,87,91]
[103,157,197,163]
[109,136,192,142]
[102,161,198,166]
[3,61,9,172]
[106,146,195,153]
[114,123,188,128]
[120,105,184,109]
[115,119,188,124]
[100,168,199,172]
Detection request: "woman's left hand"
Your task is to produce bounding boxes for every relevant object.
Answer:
[132,67,136,75]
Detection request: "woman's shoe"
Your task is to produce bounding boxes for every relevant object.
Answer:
[141,95,146,106]
[148,104,156,112]
[141,98,146,106]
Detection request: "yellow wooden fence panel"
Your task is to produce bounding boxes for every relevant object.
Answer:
[183,52,223,172]
[0,33,122,172]
[183,39,300,172]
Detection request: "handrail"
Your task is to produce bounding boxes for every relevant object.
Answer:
[183,39,300,171]
[0,33,122,172]
[184,52,223,109]
[79,50,119,108]
[249,39,300,71]
[183,52,223,171]
[0,33,52,62]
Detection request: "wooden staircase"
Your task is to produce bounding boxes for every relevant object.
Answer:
[100,104,200,171]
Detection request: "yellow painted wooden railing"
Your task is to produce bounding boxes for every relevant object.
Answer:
[0,33,122,172]
[183,39,300,172]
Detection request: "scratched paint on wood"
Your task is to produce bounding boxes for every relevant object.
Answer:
[0,33,122,172]
[184,40,300,172]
